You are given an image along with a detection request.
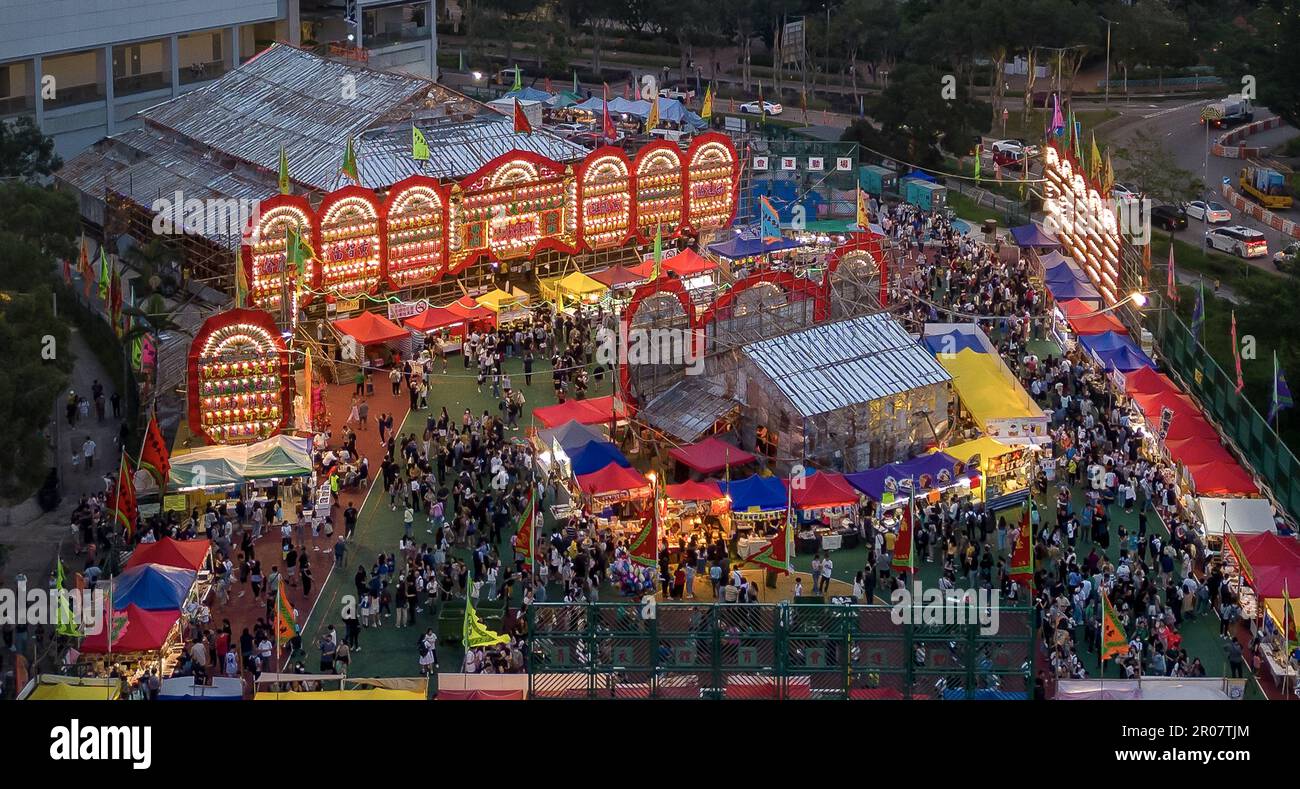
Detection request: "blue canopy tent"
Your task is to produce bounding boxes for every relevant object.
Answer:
[1043,259,1090,285]
[845,453,961,501]
[707,227,809,260]
[906,170,938,182]
[567,440,631,476]
[111,564,196,610]
[538,420,607,453]
[627,97,707,130]
[721,475,789,512]
[1079,331,1155,372]
[500,86,553,102]
[1009,224,1062,249]
[1046,275,1102,303]
[923,331,986,356]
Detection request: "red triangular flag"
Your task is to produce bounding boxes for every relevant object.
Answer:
[602,98,617,141]
[513,99,532,134]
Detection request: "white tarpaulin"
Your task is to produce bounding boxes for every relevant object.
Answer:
[1055,677,1244,700]
[1196,496,1277,536]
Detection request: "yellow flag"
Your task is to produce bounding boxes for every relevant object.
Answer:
[646,97,660,131]
[412,125,430,161]
[278,146,290,195]
[463,591,510,648]
[1103,150,1115,193]
[701,85,713,120]
[857,188,870,230]
[1089,133,1102,182]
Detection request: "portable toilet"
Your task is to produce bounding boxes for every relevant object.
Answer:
[904,180,947,211]
[859,165,897,197]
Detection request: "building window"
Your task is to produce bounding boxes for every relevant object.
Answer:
[179,30,231,85]
[0,61,35,116]
[364,2,431,48]
[112,39,171,96]
[42,50,105,110]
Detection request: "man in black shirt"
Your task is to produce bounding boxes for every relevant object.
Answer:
[344,503,358,539]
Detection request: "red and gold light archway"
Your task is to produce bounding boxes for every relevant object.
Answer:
[576,146,634,250]
[242,195,313,312]
[187,308,292,445]
[633,142,685,241]
[315,186,383,297]
[383,176,448,289]
[684,135,739,233]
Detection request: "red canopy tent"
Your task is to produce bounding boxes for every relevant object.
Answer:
[333,311,409,345]
[667,436,756,475]
[1164,436,1235,467]
[1186,460,1257,496]
[1131,389,1198,422]
[402,305,466,335]
[533,395,627,428]
[1244,564,1300,598]
[125,538,211,572]
[1164,412,1221,441]
[1233,532,1300,568]
[1124,367,1180,398]
[664,479,724,501]
[80,605,180,653]
[575,462,650,496]
[783,471,860,509]
[588,264,647,289]
[1059,299,1127,335]
[630,249,719,280]
[446,296,496,328]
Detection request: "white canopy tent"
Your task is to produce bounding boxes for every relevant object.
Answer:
[1196,496,1278,537]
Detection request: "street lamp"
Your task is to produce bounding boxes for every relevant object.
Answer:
[1100,16,1116,106]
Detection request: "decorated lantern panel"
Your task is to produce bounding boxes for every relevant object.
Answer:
[634,143,684,239]
[187,308,292,445]
[384,178,447,289]
[1041,146,1120,305]
[316,189,383,297]
[685,137,738,231]
[244,197,313,313]
[577,148,633,250]
[452,152,576,269]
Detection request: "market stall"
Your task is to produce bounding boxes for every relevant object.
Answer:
[1079,331,1155,372]
[845,451,964,508]
[783,470,861,552]
[942,436,1036,510]
[721,474,789,557]
[445,295,498,333]
[667,435,756,476]
[1056,298,1128,336]
[532,395,628,428]
[333,310,412,367]
[19,675,122,701]
[125,537,213,572]
[111,564,198,611]
[543,270,608,309]
[924,324,1049,445]
[168,434,315,515]
[659,479,730,560]
[402,305,468,353]
[475,287,531,324]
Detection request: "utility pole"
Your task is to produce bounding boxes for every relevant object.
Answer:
[1100,16,1115,106]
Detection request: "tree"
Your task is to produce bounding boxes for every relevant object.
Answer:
[0,116,62,180]
[848,63,990,168]
[1112,127,1203,204]
[479,0,543,67]
[0,181,79,263]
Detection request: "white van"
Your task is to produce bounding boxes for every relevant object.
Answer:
[649,127,691,145]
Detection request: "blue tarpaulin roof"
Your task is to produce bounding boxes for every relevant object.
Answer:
[627,97,707,129]
[1080,331,1155,372]
[707,226,809,259]
[1010,224,1062,248]
[923,331,986,355]
[538,420,606,453]
[111,564,196,611]
[722,474,789,511]
[1046,274,1102,303]
[567,440,631,476]
[845,453,962,501]
[499,87,553,102]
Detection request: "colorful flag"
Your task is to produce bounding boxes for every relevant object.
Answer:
[107,453,138,538]
[630,485,660,567]
[97,247,111,302]
[646,96,660,131]
[79,235,93,298]
[602,97,617,141]
[759,195,781,242]
[700,85,713,120]
[1089,133,1102,182]
[891,487,916,575]
[141,333,156,372]
[1073,117,1083,161]
[1102,150,1115,194]
[651,224,663,279]
[1101,589,1129,661]
[1231,310,1244,394]
[61,257,72,285]
[515,491,535,570]
[511,65,522,92]
[1008,504,1033,591]
[339,136,359,185]
[1190,278,1205,343]
[130,335,143,371]
[275,579,300,646]
[1166,244,1178,303]
[513,99,532,134]
[973,144,982,185]
[1270,350,1294,424]
[278,146,290,194]
[463,581,511,648]
[138,412,170,490]
[1050,94,1064,137]
[235,252,251,308]
[55,560,81,638]
[286,225,315,292]
[412,125,430,161]
[856,188,870,230]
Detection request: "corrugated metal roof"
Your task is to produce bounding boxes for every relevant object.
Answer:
[139,43,475,191]
[743,313,951,417]
[640,378,737,443]
[359,116,590,184]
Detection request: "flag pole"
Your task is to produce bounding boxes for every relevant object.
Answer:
[275,577,282,699]
[107,572,114,699]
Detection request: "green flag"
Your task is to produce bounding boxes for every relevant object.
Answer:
[412,125,430,161]
[97,248,110,302]
[278,145,290,194]
[55,560,81,638]
[286,225,314,291]
[511,65,522,92]
[974,144,982,185]
[651,224,663,279]
[463,579,510,648]
[340,136,359,184]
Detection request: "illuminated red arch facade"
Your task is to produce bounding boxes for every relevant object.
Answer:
[187,308,293,445]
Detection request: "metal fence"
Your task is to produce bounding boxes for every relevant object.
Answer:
[1150,302,1300,520]
[730,135,861,228]
[525,602,1035,700]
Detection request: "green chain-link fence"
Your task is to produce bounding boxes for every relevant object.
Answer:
[526,602,1034,700]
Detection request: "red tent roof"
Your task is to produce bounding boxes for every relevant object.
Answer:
[588,264,647,288]
[80,605,180,653]
[667,436,756,474]
[1059,299,1128,335]
[783,471,860,509]
[630,249,719,279]
[1187,460,1257,496]
[1164,436,1234,467]
[333,311,409,345]
[1124,367,1180,398]
[446,296,496,322]
[1131,389,1198,422]
[403,306,464,332]
[575,462,649,496]
[125,538,211,572]
[664,479,724,500]
[534,395,627,428]
[1232,532,1300,570]
[1245,564,1300,599]
[1164,412,1221,441]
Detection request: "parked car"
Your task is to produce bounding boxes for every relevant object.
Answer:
[1205,225,1269,259]
[1111,183,1141,202]
[659,85,695,101]
[1274,241,1300,272]
[739,100,783,115]
[991,139,1039,157]
[549,122,589,137]
[1151,204,1188,231]
[1185,200,1232,224]
[649,127,692,145]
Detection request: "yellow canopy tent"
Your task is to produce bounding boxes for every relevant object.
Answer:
[476,288,529,313]
[936,349,1043,429]
[25,676,121,700]
[942,435,1020,465]
[254,688,426,701]
[1265,597,1300,637]
[555,270,607,305]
